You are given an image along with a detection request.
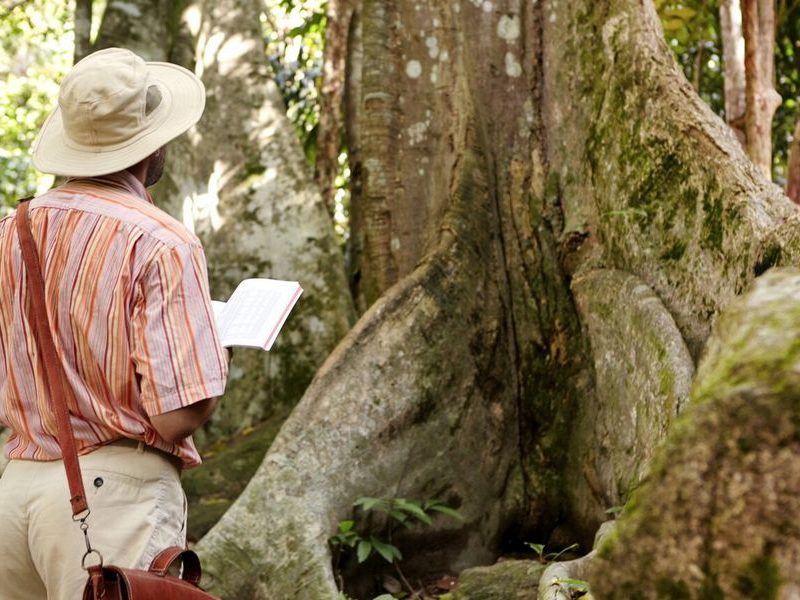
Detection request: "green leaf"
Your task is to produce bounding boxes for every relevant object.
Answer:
[662,18,686,31]
[354,497,387,512]
[546,543,580,562]
[556,578,590,592]
[395,499,432,524]
[370,537,403,563]
[389,509,409,524]
[526,542,545,555]
[357,540,373,563]
[372,595,397,600]
[605,505,624,515]
[338,520,355,533]
[427,504,465,521]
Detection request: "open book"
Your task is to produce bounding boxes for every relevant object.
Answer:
[211,279,303,351]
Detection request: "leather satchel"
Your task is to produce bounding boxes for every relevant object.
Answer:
[16,200,219,600]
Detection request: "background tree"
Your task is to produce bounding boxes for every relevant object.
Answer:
[743,0,783,178]
[720,0,746,142]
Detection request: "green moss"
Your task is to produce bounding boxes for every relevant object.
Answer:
[734,554,781,599]
[659,367,675,398]
[701,194,724,251]
[661,240,687,261]
[655,577,691,599]
[754,244,782,277]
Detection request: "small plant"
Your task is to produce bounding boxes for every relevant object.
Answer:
[330,496,464,597]
[330,497,464,564]
[525,542,579,564]
[329,519,403,563]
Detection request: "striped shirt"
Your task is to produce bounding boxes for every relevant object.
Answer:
[0,171,228,468]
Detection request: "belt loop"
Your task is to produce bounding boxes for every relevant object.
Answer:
[136,441,145,454]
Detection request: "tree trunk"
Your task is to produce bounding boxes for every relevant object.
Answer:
[742,0,782,178]
[93,0,175,61]
[73,0,92,63]
[314,0,356,216]
[786,118,800,203]
[591,268,800,597]
[720,0,746,143]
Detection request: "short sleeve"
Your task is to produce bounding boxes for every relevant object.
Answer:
[131,242,228,416]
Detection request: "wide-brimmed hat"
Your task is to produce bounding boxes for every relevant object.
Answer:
[32,47,205,177]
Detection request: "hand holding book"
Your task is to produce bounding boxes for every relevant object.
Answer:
[211,278,303,351]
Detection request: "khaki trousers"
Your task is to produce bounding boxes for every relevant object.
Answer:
[0,441,186,600]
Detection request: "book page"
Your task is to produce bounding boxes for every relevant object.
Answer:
[215,279,303,350]
[211,300,227,325]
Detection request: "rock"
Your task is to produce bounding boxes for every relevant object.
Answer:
[566,269,694,534]
[590,268,800,598]
[453,560,545,600]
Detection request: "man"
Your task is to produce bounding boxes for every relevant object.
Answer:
[0,48,229,599]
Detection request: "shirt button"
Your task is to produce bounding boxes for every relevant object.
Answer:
[93,477,104,488]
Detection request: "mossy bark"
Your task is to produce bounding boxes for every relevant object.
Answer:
[567,270,694,534]
[542,0,793,359]
[590,269,800,598]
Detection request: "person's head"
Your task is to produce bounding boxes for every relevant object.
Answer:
[127,146,167,187]
[31,48,205,185]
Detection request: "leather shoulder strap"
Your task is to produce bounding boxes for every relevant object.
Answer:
[16,200,89,516]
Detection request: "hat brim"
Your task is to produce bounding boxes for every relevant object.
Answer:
[31,61,205,177]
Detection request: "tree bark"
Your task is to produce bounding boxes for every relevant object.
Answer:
[314,0,356,217]
[742,0,782,178]
[73,0,92,63]
[591,269,800,597]
[786,118,800,203]
[720,0,746,143]
[93,0,174,61]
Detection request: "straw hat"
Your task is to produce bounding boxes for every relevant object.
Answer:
[32,47,205,177]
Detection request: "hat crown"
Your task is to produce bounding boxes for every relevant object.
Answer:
[32,46,205,177]
[59,48,154,148]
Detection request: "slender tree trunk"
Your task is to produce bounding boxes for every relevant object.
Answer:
[73,0,92,63]
[742,0,782,178]
[720,0,746,143]
[314,0,355,216]
[344,6,365,308]
[786,119,800,202]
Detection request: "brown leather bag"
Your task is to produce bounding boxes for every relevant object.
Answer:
[16,200,219,600]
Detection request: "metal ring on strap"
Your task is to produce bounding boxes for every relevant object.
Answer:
[81,549,104,570]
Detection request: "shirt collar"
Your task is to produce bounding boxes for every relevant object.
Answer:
[66,170,154,205]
